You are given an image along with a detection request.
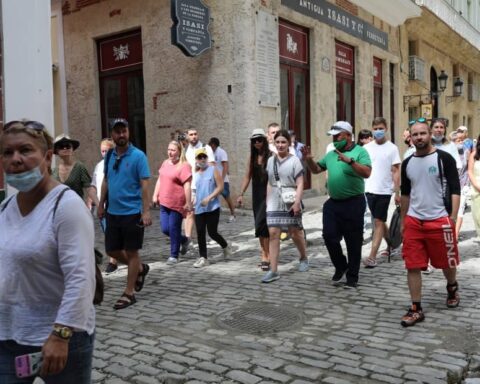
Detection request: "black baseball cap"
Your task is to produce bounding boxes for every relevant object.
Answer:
[110,118,129,131]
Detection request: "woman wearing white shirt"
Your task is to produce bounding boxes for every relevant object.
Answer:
[431,118,462,170]
[0,120,95,383]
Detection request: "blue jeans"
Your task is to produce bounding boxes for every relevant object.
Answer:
[0,332,94,384]
[323,195,365,284]
[160,205,187,258]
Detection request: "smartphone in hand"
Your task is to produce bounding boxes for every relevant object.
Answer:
[15,352,43,378]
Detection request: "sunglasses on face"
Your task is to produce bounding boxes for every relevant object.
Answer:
[196,154,208,160]
[3,120,45,132]
[251,138,264,143]
[58,144,72,150]
[408,117,427,126]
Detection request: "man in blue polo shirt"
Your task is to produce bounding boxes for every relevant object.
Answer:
[98,118,151,310]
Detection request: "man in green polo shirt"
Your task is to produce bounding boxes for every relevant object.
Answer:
[303,121,371,288]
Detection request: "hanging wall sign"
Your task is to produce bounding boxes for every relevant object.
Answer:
[171,0,212,57]
[99,31,143,72]
[281,0,388,50]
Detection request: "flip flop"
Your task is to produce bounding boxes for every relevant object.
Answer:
[113,293,136,310]
[135,263,150,292]
[378,249,391,257]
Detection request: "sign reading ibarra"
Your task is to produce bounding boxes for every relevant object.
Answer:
[171,0,212,57]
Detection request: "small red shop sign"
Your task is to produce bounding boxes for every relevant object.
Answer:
[373,57,382,85]
[279,21,308,64]
[99,31,142,72]
[335,41,354,76]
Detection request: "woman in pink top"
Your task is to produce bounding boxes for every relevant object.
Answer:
[152,141,192,264]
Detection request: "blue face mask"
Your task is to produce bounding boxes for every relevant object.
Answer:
[373,129,385,140]
[196,162,208,170]
[5,166,44,192]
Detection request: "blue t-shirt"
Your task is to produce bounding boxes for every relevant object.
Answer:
[105,144,150,215]
[194,166,220,214]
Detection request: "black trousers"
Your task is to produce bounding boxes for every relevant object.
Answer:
[322,194,365,284]
[195,208,227,258]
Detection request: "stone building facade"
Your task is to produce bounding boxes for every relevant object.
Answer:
[50,0,479,198]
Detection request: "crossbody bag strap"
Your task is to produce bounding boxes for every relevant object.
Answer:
[0,195,16,213]
[52,187,71,220]
[273,157,283,190]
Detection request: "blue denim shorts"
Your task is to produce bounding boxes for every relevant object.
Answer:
[0,331,94,384]
[221,182,231,198]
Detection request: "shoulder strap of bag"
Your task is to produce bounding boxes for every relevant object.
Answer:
[273,157,280,182]
[0,195,16,213]
[1,186,70,217]
[53,187,71,220]
[436,151,451,214]
[104,148,114,179]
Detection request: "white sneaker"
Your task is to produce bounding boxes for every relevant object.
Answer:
[423,264,434,274]
[166,257,178,265]
[227,215,236,223]
[193,257,209,268]
[223,245,232,259]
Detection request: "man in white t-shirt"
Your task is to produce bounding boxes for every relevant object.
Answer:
[183,128,215,252]
[267,122,280,154]
[88,138,117,273]
[363,117,401,268]
[208,137,236,222]
[268,122,295,155]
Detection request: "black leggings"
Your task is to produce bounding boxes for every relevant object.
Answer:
[195,208,227,258]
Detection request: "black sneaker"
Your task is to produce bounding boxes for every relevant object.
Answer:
[180,238,191,255]
[331,269,346,285]
[343,281,358,289]
[104,262,118,274]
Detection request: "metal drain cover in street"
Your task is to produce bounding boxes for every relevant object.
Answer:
[215,303,303,334]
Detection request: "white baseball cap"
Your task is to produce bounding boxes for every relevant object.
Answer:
[327,121,353,135]
[457,126,468,132]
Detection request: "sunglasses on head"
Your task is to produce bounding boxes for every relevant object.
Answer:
[3,120,45,132]
[408,117,427,126]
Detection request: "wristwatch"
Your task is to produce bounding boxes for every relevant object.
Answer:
[52,325,73,341]
[349,158,356,165]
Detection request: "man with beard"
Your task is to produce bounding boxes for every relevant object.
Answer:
[400,119,460,327]
[302,121,371,288]
[98,118,152,310]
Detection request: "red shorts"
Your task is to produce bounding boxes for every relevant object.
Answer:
[402,215,459,270]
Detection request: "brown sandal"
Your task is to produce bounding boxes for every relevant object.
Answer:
[446,282,460,308]
[259,261,270,271]
[113,293,136,310]
[135,263,150,292]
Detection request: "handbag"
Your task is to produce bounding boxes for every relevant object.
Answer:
[388,205,402,250]
[274,157,297,204]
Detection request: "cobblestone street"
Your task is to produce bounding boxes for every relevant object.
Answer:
[93,196,480,384]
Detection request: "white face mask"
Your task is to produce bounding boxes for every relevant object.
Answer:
[5,165,44,192]
[196,162,208,170]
